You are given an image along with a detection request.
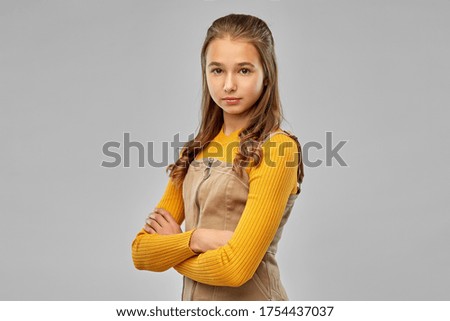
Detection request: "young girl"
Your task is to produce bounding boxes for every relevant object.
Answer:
[132,13,304,301]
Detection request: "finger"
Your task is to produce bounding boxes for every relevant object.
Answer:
[144,223,156,234]
[154,209,181,233]
[154,208,176,224]
[144,224,153,233]
[146,218,160,233]
[149,212,168,227]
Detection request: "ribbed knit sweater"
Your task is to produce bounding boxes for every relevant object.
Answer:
[132,124,299,287]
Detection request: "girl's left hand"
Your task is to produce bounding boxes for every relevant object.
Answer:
[144,208,182,235]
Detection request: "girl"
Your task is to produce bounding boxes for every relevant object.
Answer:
[132,13,304,301]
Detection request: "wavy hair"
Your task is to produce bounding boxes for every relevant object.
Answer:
[166,13,304,187]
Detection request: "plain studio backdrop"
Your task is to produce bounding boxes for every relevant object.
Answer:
[1,0,449,300]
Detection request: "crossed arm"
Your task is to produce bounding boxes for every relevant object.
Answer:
[131,177,234,272]
[131,134,298,286]
[145,207,233,253]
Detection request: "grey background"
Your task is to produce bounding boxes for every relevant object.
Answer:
[1,0,449,300]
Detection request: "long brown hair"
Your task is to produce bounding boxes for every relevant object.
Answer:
[166,13,304,187]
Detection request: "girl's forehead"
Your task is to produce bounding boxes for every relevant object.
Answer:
[206,38,261,64]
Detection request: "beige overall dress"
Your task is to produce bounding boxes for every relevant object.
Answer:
[181,131,301,301]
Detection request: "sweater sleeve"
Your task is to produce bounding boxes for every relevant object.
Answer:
[131,176,197,272]
[173,134,299,286]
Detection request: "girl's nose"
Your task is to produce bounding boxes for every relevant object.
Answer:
[223,74,237,93]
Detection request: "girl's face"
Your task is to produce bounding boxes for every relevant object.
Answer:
[205,37,265,120]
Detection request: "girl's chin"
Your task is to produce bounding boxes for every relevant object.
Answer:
[219,105,252,114]
[222,109,246,116]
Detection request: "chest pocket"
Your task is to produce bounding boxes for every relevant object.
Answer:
[183,158,249,232]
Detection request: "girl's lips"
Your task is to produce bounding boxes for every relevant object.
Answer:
[223,98,241,105]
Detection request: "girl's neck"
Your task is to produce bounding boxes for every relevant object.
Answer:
[222,113,250,136]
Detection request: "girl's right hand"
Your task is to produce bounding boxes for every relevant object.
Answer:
[189,228,234,253]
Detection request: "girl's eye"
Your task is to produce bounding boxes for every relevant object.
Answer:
[211,68,222,74]
[240,68,251,75]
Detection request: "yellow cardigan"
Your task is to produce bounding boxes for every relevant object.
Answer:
[132,125,299,287]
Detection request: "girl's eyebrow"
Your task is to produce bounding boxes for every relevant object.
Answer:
[207,61,256,68]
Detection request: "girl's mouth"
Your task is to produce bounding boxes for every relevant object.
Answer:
[223,98,241,105]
